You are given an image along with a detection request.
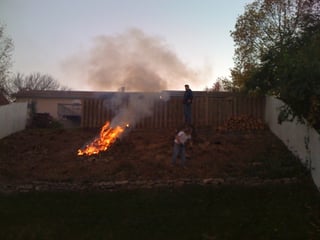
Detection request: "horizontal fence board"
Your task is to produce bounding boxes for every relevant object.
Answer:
[80,92,265,129]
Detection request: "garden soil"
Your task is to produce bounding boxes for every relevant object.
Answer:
[0,123,307,186]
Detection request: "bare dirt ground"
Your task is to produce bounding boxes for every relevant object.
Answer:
[0,121,305,186]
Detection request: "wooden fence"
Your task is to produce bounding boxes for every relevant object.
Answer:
[80,92,265,129]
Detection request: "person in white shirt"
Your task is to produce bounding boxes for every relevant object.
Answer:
[172,127,192,167]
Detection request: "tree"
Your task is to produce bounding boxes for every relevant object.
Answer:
[206,77,233,92]
[0,24,69,100]
[207,80,222,92]
[212,81,222,92]
[9,72,69,94]
[249,22,320,127]
[243,0,320,131]
[0,24,14,98]
[230,0,308,90]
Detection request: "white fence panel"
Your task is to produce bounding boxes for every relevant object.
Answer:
[265,96,320,190]
[0,102,28,139]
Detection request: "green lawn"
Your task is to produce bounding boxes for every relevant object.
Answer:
[1,180,320,240]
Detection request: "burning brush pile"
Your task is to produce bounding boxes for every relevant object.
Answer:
[66,28,201,157]
[216,115,266,133]
[76,92,167,157]
[77,122,129,156]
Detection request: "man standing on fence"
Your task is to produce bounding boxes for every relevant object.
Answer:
[183,84,193,126]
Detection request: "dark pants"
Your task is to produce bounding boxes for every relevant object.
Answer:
[184,104,192,125]
[172,143,186,166]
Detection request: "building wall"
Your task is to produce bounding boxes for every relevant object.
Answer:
[265,96,320,190]
[0,102,28,139]
[16,98,81,119]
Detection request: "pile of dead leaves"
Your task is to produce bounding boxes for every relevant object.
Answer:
[216,115,266,132]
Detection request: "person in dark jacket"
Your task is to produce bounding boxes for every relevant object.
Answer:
[183,84,193,125]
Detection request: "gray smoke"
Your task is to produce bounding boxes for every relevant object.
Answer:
[108,92,161,127]
[63,28,200,127]
[63,28,199,91]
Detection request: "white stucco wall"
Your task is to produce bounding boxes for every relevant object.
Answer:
[265,96,320,190]
[0,102,28,139]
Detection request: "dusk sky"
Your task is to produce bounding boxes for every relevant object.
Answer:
[1,0,250,91]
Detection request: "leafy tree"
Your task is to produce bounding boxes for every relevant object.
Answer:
[0,24,14,98]
[244,0,320,130]
[249,23,320,127]
[230,0,308,90]
[218,77,236,92]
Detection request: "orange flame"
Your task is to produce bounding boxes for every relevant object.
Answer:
[77,121,126,156]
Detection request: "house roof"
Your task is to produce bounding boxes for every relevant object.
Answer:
[13,90,115,99]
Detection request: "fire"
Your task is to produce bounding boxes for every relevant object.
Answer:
[77,121,126,156]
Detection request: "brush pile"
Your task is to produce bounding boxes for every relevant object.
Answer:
[216,115,266,132]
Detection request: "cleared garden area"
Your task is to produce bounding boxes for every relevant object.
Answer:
[0,122,320,239]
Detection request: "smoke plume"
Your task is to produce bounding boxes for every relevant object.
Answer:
[107,92,161,127]
[63,28,200,91]
[63,28,205,128]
